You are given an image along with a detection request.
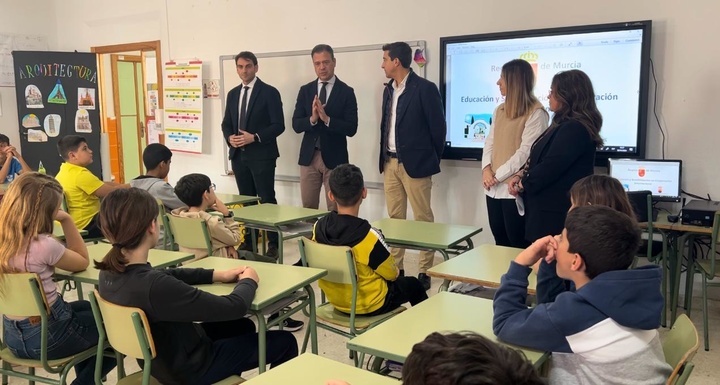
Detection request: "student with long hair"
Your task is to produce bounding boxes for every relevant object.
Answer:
[570,174,635,217]
[482,59,549,248]
[96,188,297,385]
[0,172,114,385]
[508,69,603,304]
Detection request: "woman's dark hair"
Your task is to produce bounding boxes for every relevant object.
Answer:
[95,188,158,273]
[402,332,544,385]
[550,69,604,148]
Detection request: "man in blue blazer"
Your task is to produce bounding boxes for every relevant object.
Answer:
[221,51,284,258]
[292,44,358,211]
[379,42,446,290]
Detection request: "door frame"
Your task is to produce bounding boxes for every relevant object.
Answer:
[91,40,163,182]
[111,54,144,181]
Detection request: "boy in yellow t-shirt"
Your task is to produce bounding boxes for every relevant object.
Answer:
[312,164,428,315]
[55,135,128,238]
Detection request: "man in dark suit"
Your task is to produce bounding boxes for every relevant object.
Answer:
[221,51,284,258]
[379,42,446,290]
[292,44,358,212]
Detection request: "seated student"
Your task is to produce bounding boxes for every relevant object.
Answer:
[55,135,128,238]
[325,331,543,385]
[402,332,544,385]
[535,174,638,297]
[130,143,186,247]
[172,173,271,262]
[0,173,115,385]
[313,163,428,315]
[96,188,297,385]
[172,173,303,331]
[0,133,31,183]
[493,205,671,384]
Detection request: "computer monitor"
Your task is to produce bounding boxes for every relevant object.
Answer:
[608,158,682,202]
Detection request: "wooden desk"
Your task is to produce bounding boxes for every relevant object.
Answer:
[642,212,714,326]
[347,292,548,371]
[233,204,327,263]
[54,243,194,299]
[184,257,327,373]
[215,192,261,207]
[242,353,398,384]
[371,218,482,261]
[427,244,534,293]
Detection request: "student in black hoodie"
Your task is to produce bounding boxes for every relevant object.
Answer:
[313,163,428,315]
[96,188,297,385]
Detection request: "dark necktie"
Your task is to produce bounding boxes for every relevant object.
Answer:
[238,86,249,132]
[315,82,329,150]
[319,82,328,105]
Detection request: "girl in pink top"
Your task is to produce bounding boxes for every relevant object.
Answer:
[0,172,114,385]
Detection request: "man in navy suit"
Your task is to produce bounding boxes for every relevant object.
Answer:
[292,44,358,212]
[379,42,446,290]
[221,51,284,258]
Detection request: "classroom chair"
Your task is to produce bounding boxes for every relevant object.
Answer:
[88,290,244,385]
[662,314,699,385]
[683,211,720,350]
[155,198,175,250]
[166,214,214,259]
[61,193,106,244]
[0,273,101,385]
[297,238,405,366]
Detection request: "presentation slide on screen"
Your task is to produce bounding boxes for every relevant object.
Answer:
[444,29,644,151]
[610,159,681,198]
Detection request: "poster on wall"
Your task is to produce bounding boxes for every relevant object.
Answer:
[12,51,102,177]
[163,59,203,153]
[0,34,48,87]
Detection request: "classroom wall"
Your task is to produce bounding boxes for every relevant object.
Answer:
[0,0,58,149]
[14,0,720,246]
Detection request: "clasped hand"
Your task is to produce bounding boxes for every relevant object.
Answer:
[514,235,559,267]
[229,131,255,148]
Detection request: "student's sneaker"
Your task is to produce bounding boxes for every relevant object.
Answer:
[266,245,279,259]
[268,313,304,332]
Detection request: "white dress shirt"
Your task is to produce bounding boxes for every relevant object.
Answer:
[481,106,549,199]
[237,76,258,130]
[387,71,410,153]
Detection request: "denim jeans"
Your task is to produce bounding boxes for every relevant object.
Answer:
[3,298,115,385]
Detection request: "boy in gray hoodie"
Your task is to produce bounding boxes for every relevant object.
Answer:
[130,143,185,247]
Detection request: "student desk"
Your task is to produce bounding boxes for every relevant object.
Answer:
[184,257,327,373]
[642,212,714,326]
[233,204,328,263]
[54,243,194,300]
[347,292,549,372]
[371,218,482,261]
[427,244,534,293]
[242,353,398,384]
[0,183,8,192]
[52,223,88,240]
[215,192,261,206]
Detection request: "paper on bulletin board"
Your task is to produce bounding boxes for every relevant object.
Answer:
[147,117,159,144]
[163,59,203,153]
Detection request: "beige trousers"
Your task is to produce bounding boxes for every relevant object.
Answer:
[383,158,435,273]
[300,150,337,212]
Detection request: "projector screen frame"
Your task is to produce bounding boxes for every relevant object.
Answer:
[439,20,653,165]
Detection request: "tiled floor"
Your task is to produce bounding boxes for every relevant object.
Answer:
[2,247,718,384]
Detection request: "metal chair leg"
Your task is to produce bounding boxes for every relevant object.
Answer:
[703,275,709,351]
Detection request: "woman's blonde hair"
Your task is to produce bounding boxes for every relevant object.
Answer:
[501,59,540,119]
[0,172,64,275]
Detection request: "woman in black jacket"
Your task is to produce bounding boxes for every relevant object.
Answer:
[96,188,297,385]
[508,69,603,304]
